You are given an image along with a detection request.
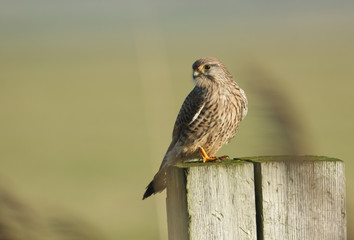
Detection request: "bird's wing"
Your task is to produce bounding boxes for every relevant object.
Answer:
[172,87,206,141]
[156,87,205,171]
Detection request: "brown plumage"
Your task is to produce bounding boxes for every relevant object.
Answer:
[143,57,248,199]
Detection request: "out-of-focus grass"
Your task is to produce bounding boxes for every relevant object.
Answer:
[0,37,160,239]
[1,1,354,239]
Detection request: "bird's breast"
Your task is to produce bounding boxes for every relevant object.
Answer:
[177,85,246,159]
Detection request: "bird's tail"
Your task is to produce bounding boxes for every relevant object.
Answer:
[142,166,168,200]
[143,144,177,200]
[142,181,155,200]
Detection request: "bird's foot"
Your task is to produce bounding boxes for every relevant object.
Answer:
[199,147,228,163]
[203,155,228,163]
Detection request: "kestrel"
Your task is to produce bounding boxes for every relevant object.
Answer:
[143,57,248,199]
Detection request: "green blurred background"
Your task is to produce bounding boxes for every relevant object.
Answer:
[1,0,353,239]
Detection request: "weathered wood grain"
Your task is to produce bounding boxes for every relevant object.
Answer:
[254,156,346,240]
[166,156,346,240]
[166,167,189,240]
[187,163,257,240]
[167,160,257,240]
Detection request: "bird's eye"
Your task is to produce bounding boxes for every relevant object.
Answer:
[204,64,211,70]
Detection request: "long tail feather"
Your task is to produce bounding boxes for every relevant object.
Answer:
[142,181,155,200]
[142,166,168,200]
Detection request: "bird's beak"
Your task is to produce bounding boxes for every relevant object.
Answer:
[193,69,200,78]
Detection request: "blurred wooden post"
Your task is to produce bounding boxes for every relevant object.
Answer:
[166,156,346,240]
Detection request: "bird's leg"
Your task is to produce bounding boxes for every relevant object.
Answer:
[199,147,228,163]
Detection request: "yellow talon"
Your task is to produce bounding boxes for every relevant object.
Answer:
[199,147,228,163]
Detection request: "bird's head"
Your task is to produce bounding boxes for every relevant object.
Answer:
[192,57,234,88]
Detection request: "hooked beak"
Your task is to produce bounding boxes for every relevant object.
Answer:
[193,69,200,78]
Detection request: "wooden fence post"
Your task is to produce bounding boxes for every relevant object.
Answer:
[166,156,346,240]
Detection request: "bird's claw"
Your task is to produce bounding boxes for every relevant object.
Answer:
[199,147,229,163]
[202,155,229,163]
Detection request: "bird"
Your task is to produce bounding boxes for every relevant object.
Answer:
[143,57,248,200]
